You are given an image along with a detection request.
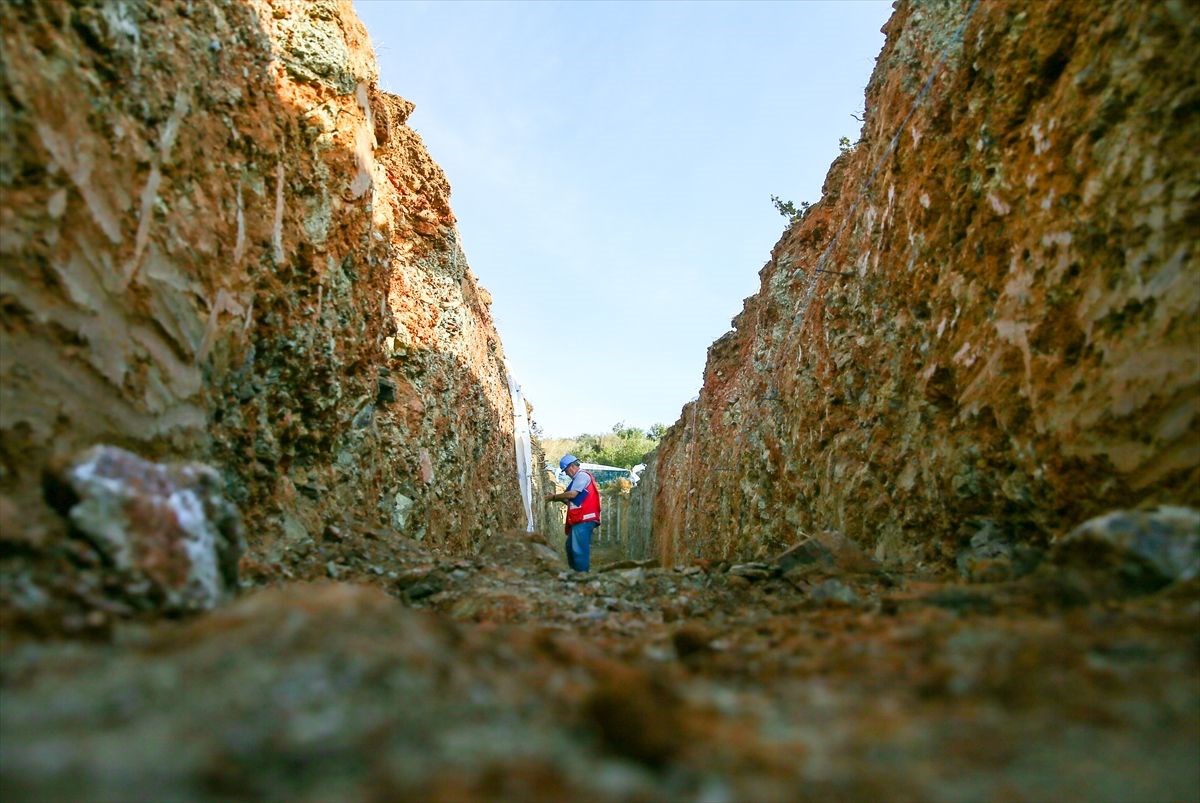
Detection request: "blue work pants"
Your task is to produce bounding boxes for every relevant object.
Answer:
[565,521,596,572]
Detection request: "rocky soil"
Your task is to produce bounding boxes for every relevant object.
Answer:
[4,525,1198,802]
[642,0,1200,569]
[0,0,531,631]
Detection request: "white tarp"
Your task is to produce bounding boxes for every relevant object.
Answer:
[506,362,535,532]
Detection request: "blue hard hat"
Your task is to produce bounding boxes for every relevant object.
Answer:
[559,454,579,471]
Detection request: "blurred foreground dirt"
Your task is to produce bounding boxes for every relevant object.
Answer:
[3,528,1197,802]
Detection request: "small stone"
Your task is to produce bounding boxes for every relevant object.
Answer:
[295,483,324,501]
[598,559,642,573]
[280,514,308,544]
[404,581,441,601]
[393,565,437,588]
[774,538,837,572]
[352,404,375,430]
[811,578,859,606]
[956,521,1013,578]
[418,449,435,485]
[1051,506,1200,593]
[728,563,772,580]
[48,445,243,613]
[598,558,660,573]
[775,531,877,576]
[617,568,646,585]
[391,494,414,532]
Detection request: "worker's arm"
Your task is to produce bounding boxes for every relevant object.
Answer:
[544,489,579,503]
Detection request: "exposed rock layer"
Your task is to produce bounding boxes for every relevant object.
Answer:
[644,0,1200,568]
[0,0,524,628]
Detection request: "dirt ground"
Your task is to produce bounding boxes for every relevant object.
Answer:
[3,527,1197,802]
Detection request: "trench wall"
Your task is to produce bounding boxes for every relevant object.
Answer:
[0,0,526,620]
[649,0,1200,568]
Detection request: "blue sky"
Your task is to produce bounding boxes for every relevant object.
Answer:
[354,0,893,437]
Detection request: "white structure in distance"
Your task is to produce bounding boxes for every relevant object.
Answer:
[552,462,646,487]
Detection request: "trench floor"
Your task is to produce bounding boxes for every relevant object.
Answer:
[3,528,1198,802]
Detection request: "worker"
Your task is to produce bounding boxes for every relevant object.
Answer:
[544,454,601,572]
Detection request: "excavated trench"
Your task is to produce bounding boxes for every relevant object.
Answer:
[2,0,1198,800]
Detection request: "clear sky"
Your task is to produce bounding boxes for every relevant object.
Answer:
[353,0,893,437]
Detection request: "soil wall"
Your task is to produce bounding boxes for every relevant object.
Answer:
[0,0,525,624]
[648,0,1199,568]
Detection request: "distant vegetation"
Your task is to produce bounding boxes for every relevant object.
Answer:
[541,422,665,470]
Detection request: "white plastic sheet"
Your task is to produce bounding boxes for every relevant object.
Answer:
[505,362,535,532]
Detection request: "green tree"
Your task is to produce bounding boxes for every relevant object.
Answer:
[541,422,667,472]
[770,194,810,223]
[574,433,604,463]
